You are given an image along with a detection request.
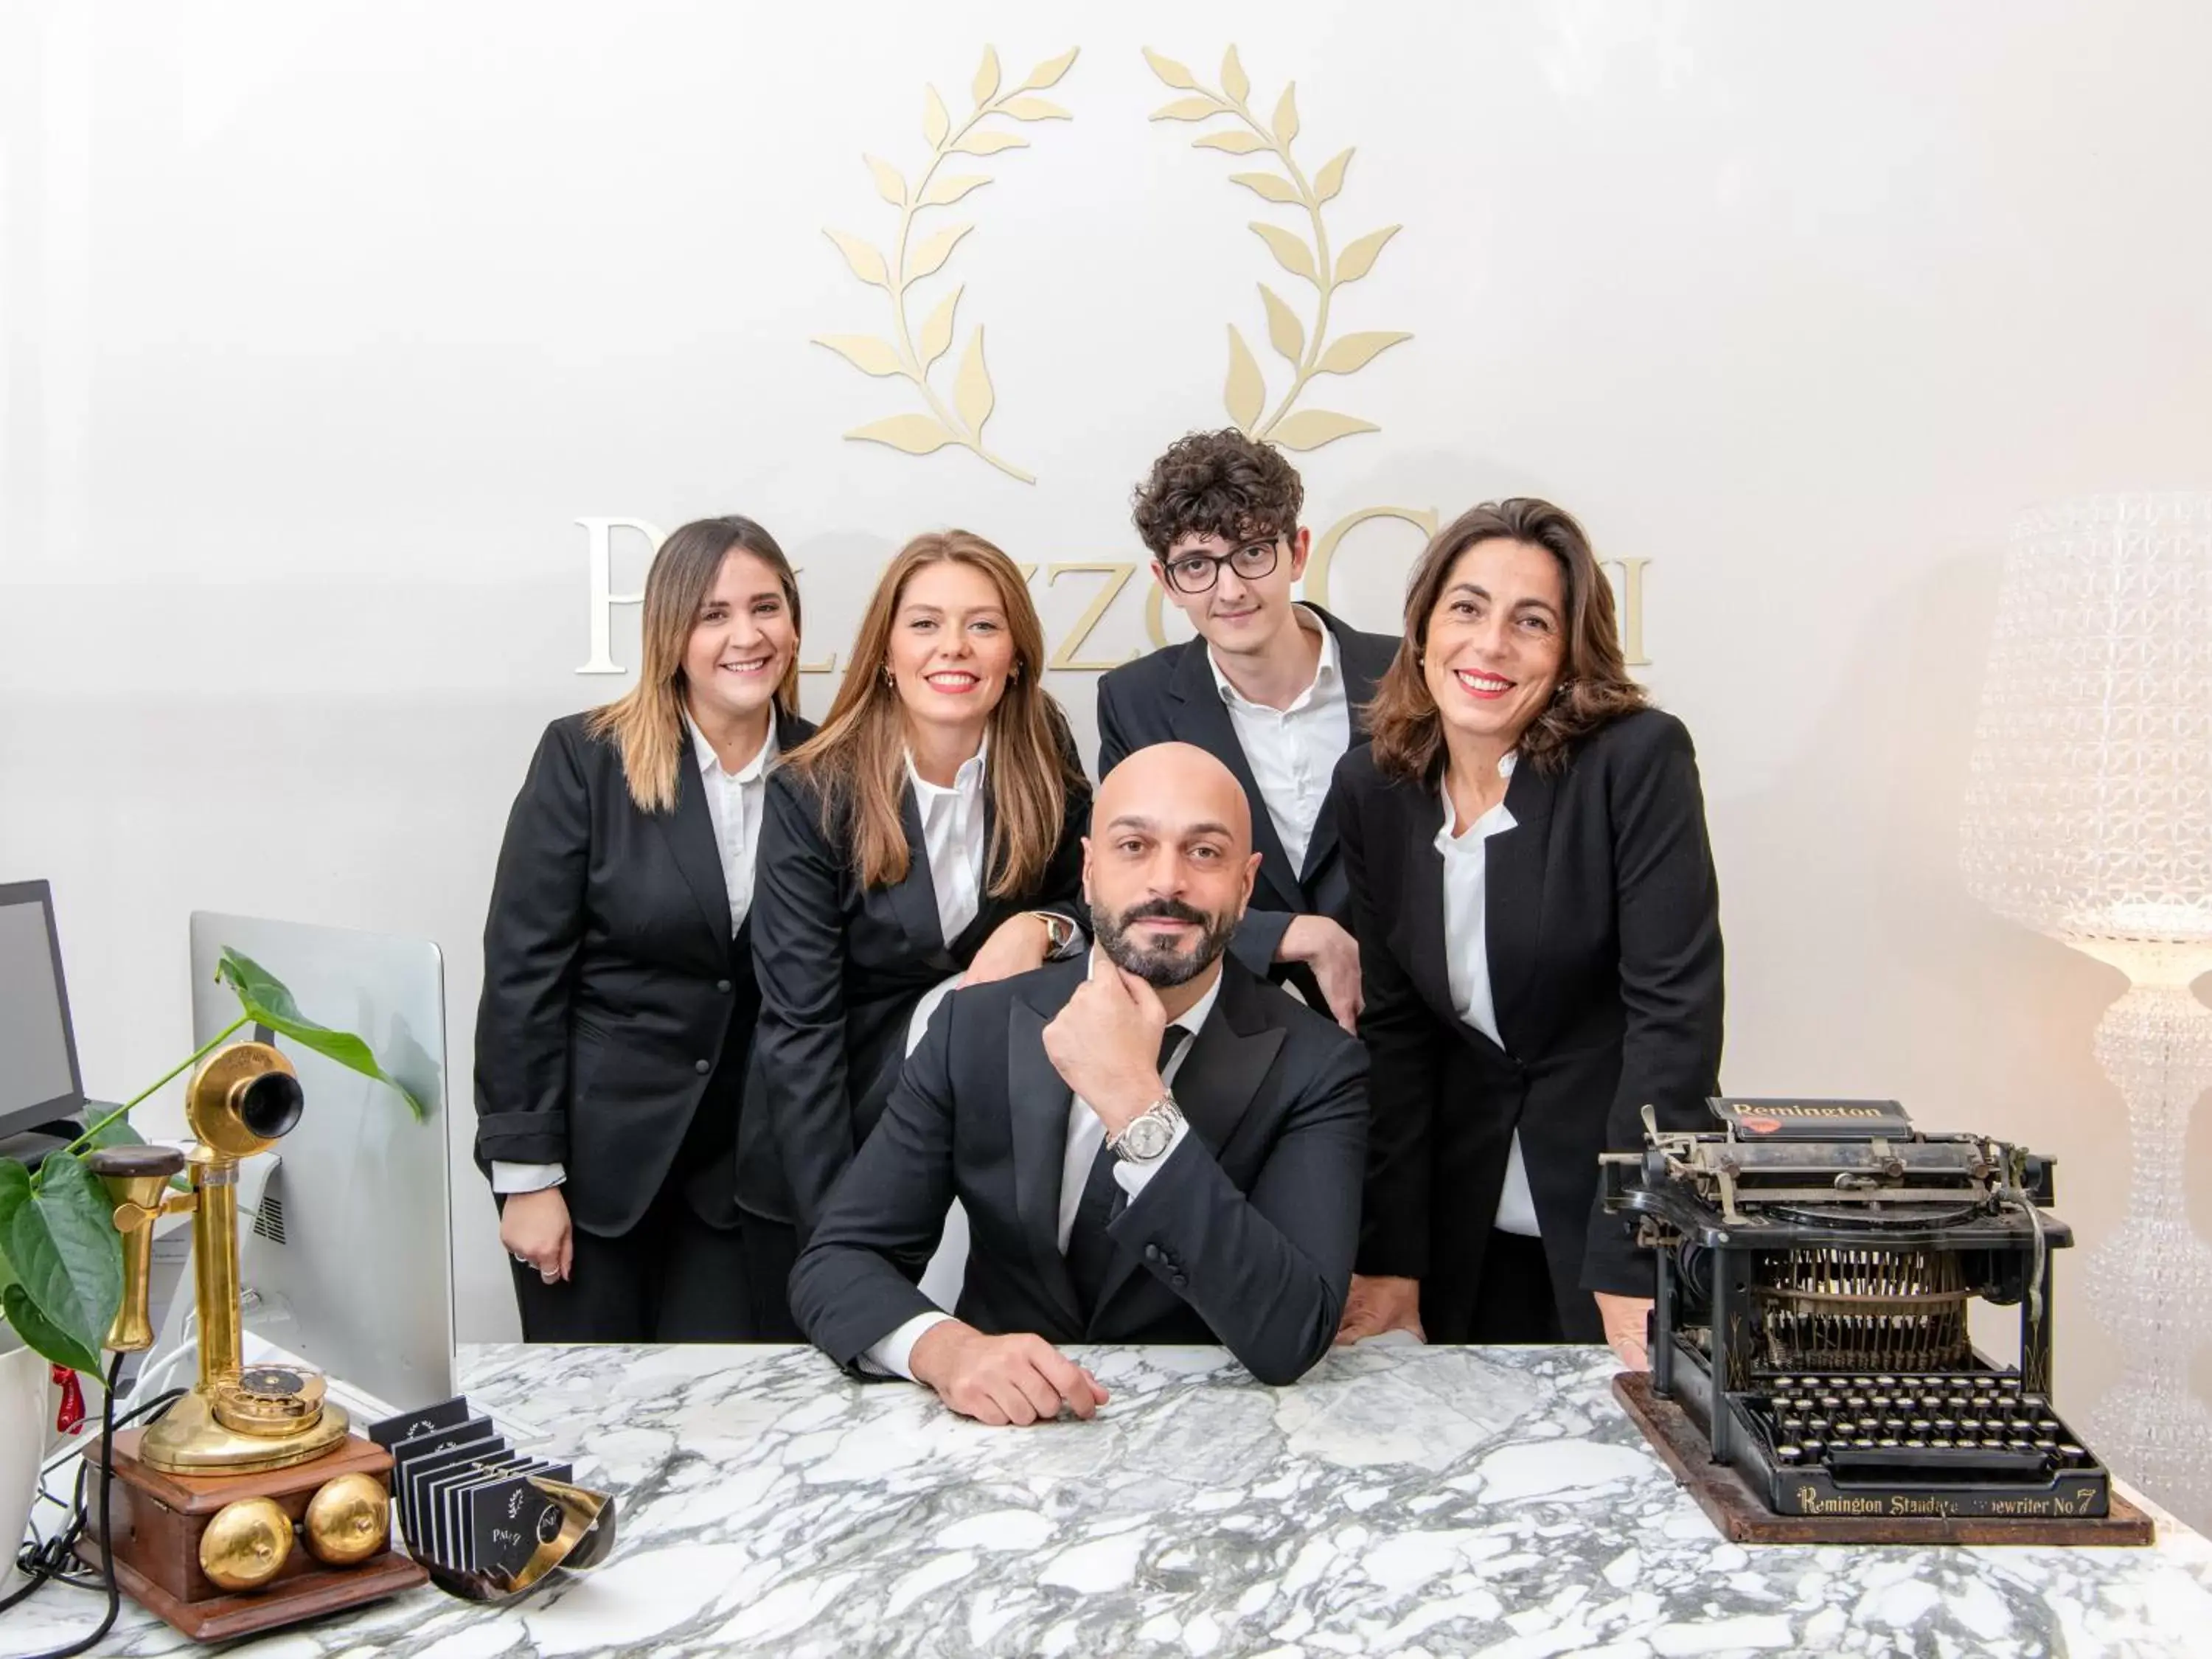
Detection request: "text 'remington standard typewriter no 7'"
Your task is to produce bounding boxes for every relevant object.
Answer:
[1601,1098,2153,1544]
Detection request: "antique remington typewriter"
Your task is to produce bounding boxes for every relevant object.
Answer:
[1601,1099,2146,1542]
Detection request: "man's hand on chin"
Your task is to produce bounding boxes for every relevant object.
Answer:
[908,1321,1110,1426]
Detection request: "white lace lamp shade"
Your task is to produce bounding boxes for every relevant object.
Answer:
[1960,492,2212,1524]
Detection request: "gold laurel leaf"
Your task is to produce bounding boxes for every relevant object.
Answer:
[1023,47,1079,91]
[1316,330,1412,375]
[1267,409,1377,450]
[1143,46,1199,89]
[1222,45,1250,104]
[908,222,973,280]
[864,154,906,207]
[1194,131,1269,154]
[1229,171,1300,204]
[999,96,1071,122]
[1259,284,1304,366]
[955,326,995,436]
[813,334,905,377]
[919,174,992,208]
[973,45,1001,108]
[1249,221,1318,284]
[824,229,888,288]
[1334,224,1400,283]
[847,414,958,455]
[923,86,950,150]
[1224,324,1265,432]
[1151,96,1220,122]
[1273,83,1299,147]
[953,129,1029,156]
[918,285,963,372]
[1314,147,1354,203]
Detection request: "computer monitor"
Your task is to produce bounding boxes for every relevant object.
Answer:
[175,911,456,1415]
[0,880,86,1145]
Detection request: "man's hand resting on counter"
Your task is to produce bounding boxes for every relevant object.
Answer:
[908,1321,1110,1426]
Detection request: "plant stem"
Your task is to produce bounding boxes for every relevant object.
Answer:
[1217,89,1331,437]
[42,1014,251,1175]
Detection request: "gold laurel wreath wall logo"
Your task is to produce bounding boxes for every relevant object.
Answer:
[1144,45,1408,450]
[812,46,1079,484]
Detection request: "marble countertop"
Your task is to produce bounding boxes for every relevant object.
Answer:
[7,1341,2211,1658]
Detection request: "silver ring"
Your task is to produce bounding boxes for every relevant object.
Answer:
[512,1253,531,1265]
[538,1270,560,1284]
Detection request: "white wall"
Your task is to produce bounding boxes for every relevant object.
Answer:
[4,0,2210,1514]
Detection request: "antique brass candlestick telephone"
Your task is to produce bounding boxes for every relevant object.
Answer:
[111,1041,351,1475]
[80,1039,426,1641]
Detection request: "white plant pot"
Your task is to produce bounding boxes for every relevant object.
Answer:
[1,1339,49,1589]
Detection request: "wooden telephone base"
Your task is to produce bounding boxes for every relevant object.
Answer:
[75,1427,428,1642]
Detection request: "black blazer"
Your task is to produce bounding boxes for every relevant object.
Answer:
[473,707,816,1237]
[742,734,1090,1237]
[1335,709,1724,1339]
[1095,605,1398,991]
[787,956,1368,1386]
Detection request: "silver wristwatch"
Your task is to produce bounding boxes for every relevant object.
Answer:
[1110,1094,1185,1164]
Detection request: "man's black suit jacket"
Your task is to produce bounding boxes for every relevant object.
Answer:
[741,737,1090,1237]
[473,706,816,1236]
[1334,709,1725,1340]
[787,955,1368,1387]
[1094,605,1399,998]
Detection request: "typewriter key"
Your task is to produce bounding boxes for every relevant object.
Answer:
[1909,1418,1932,1433]
[1802,1438,1824,1454]
[1775,1445,1803,1464]
[2037,1418,2062,1434]
[1879,1437,1899,1448]
[1930,1436,1954,1448]
[1874,1374,1897,1388]
[2007,1438,2033,1452]
[2059,1444,2087,1464]
[1852,1436,1875,1449]
[2034,1438,2056,1452]
[1935,1417,1957,1433]
[1980,1437,2005,1449]
[2022,1394,2048,1413]
[1904,1437,1926,1448]
[1998,1377,2023,1392]
[1845,1394,1868,1411]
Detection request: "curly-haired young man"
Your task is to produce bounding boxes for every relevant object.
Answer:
[1096,429,1398,1033]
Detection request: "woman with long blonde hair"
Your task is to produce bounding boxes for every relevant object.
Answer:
[474,515,815,1341]
[742,531,1090,1297]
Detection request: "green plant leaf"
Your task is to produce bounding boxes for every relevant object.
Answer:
[215,947,428,1121]
[0,1154,117,1373]
[84,1116,147,1152]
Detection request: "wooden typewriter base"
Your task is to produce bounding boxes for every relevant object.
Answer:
[1614,1374,2156,1546]
[74,1427,429,1642]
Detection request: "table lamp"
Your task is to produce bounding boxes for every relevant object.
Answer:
[1960,491,2212,1523]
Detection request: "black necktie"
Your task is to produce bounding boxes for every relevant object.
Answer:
[1065,1026,1187,1321]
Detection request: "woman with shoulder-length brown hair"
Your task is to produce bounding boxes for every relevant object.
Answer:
[473,515,816,1341]
[741,530,1091,1307]
[1329,498,1724,1363]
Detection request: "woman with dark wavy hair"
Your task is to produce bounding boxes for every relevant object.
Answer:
[1330,498,1724,1363]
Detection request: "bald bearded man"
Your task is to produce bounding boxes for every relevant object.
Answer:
[789,743,1369,1419]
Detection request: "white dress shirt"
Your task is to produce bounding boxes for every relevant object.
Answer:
[864,957,1223,1380]
[489,715,780,1197]
[1433,752,1540,1237]
[1206,606,1352,877]
[907,741,988,947]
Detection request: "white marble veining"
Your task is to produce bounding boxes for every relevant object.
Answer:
[6,1342,2211,1658]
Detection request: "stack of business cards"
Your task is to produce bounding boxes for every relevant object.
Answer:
[368,1397,577,1587]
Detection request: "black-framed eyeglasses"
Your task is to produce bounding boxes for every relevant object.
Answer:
[1161,539,1281,594]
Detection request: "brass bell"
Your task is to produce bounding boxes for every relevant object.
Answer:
[198,1496,293,1592]
[302,1473,390,1568]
